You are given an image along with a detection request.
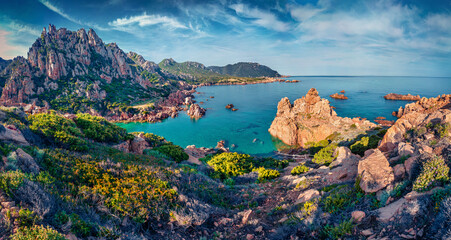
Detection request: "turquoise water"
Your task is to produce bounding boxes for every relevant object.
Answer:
[118,76,451,155]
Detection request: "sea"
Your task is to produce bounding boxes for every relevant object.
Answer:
[117,76,451,155]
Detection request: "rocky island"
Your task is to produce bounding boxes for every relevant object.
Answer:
[269,88,375,147]
[330,93,348,100]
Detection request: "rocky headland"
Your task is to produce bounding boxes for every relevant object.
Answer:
[268,88,375,147]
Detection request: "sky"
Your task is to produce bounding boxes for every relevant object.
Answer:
[0,0,450,77]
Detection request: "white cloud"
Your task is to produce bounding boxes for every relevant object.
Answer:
[426,14,451,33]
[109,13,187,29]
[230,4,289,32]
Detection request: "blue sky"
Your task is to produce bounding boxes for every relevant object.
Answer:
[0,0,450,76]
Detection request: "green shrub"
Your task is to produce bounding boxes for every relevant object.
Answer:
[69,213,95,238]
[28,113,87,151]
[254,167,280,182]
[139,132,166,147]
[0,170,27,196]
[320,219,354,239]
[0,142,12,156]
[154,143,188,163]
[18,209,40,228]
[257,157,289,169]
[75,113,132,143]
[312,144,337,166]
[54,211,69,226]
[321,186,364,213]
[291,164,309,175]
[11,225,67,240]
[436,123,450,138]
[143,149,169,159]
[305,140,329,154]
[350,135,381,156]
[413,156,449,192]
[207,152,254,180]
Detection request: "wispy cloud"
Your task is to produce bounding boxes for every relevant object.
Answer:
[38,0,82,25]
[109,13,187,29]
[230,3,289,32]
[8,21,40,36]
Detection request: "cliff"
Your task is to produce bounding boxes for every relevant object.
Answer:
[208,62,280,78]
[269,88,376,147]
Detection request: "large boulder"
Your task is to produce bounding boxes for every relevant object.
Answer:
[0,125,29,145]
[358,149,394,193]
[326,147,361,184]
[269,88,376,147]
[130,136,149,154]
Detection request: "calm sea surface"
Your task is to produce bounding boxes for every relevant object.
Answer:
[118,76,451,155]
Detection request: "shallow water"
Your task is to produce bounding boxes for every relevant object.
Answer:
[118,76,451,155]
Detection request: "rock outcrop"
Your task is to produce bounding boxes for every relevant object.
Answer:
[392,94,450,118]
[329,93,348,100]
[379,94,451,152]
[358,149,394,193]
[269,88,376,147]
[187,104,206,118]
[384,93,421,101]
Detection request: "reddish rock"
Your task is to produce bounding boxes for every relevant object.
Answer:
[295,189,320,204]
[326,147,360,184]
[397,142,415,157]
[358,149,394,193]
[351,211,365,223]
[187,104,206,118]
[0,124,29,146]
[393,164,406,181]
[384,93,421,101]
[375,119,395,127]
[269,88,376,147]
[404,156,419,179]
[330,93,348,100]
[112,141,130,153]
[225,104,234,109]
[130,137,149,154]
[231,108,238,111]
[340,90,345,93]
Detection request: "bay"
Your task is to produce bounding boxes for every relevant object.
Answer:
[117,76,451,155]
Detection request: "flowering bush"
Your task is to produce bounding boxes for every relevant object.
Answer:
[11,225,66,240]
[291,164,310,175]
[413,155,450,192]
[312,144,337,166]
[254,167,280,182]
[207,152,254,179]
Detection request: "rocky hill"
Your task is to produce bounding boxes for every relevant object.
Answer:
[158,58,229,83]
[208,62,281,78]
[0,25,276,121]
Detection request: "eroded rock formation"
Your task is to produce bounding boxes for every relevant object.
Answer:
[384,93,421,101]
[268,88,376,147]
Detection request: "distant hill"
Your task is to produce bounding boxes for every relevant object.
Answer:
[158,58,228,83]
[208,62,280,78]
[0,57,12,72]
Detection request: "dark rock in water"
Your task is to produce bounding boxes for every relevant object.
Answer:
[225,104,234,109]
